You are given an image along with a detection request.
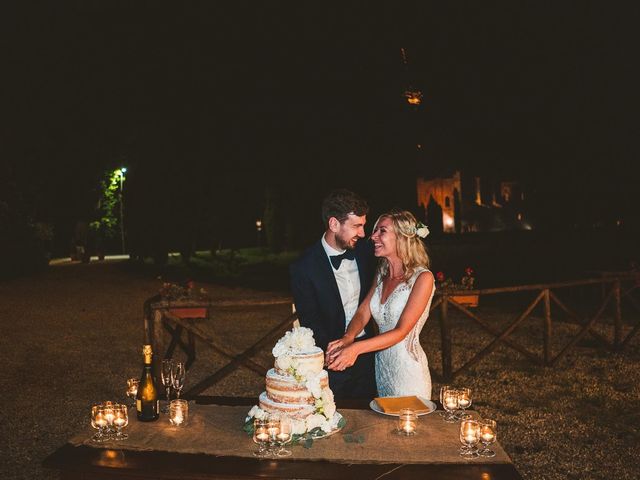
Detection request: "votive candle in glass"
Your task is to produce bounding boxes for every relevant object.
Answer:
[459,419,480,457]
[169,399,188,427]
[397,408,418,435]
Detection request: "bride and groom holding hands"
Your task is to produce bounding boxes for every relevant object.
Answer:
[290,189,435,401]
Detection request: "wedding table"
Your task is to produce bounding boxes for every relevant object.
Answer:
[43,397,523,480]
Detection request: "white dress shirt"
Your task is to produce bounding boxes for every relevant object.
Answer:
[321,234,364,338]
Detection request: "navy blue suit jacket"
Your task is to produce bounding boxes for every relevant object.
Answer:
[290,238,375,351]
[290,238,377,399]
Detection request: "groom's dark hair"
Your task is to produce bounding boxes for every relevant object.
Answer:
[321,189,369,227]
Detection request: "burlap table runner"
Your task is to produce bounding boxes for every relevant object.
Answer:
[71,404,511,464]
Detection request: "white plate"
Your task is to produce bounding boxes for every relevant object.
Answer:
[369,397,437,417]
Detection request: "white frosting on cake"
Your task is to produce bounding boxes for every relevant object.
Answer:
[259,391,315,419]
[274,346,324,376]
[248,326,339,434]
[266,368,328,404]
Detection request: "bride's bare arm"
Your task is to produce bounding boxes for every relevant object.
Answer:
[327,271,433,371]
[325,282,376,359]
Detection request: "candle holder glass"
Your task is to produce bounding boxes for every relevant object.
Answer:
[102,401,116,439]
[478,419,497,457]
[457,387,472,420]
[113,404,129,440]
[169,399,189,427]
[459,419,480,457]
[396,408,418,435]
[266,417,281,456]
[275,417,293,457]
[442,387,459,423]
[91,404,109,443]
[126,379,139,408]
[438,385,451,417]
[253,418,270,457]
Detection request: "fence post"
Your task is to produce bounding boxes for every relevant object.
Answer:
[614,280,622,350]
[440,295,452,382]
[543,289,552,366]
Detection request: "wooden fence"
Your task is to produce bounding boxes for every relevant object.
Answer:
[433,272,640,382]
[146,273,640,395]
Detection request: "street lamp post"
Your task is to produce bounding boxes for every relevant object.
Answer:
[255,219,262,247]
[118,167,127,254]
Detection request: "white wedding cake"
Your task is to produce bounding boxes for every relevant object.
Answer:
[245,326,343,436]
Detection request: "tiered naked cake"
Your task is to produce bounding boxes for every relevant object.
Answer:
[246,327,343,436]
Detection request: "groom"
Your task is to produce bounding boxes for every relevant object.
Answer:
[290,189,377,400]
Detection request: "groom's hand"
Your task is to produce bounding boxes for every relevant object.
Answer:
[327,345,358,371]
[325,340,342,366]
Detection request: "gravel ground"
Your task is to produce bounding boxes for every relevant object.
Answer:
[1,261,639,479]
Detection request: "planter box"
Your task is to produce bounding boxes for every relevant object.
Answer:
[451,294,479,307]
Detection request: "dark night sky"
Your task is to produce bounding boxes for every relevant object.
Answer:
[2,2,639,247]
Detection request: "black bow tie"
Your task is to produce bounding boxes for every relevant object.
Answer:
[330,249,355,269]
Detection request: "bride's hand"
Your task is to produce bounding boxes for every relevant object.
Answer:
[327,344,359,371]
[326,336,354,365]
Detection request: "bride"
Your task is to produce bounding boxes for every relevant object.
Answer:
[326,210,435,399]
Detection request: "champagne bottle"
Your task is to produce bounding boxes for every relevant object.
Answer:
[136,344,160,421]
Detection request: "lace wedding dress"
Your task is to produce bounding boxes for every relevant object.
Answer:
[370,267,434,399]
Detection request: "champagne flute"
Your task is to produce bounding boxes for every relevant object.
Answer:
[171,361,186,399]
[161,359,174,413]
[126,378,139,408]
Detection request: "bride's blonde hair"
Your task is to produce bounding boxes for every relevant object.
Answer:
[374,209,430,282]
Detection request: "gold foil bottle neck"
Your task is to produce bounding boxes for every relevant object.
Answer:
[142,344,153,363]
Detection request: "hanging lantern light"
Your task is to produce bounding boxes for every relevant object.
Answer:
[404,88,423,106]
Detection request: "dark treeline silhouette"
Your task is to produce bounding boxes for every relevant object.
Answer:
[2,3,639,267]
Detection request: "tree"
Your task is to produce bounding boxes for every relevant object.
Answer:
[90,169,122,247]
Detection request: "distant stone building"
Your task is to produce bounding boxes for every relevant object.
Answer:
[417,171,528,233]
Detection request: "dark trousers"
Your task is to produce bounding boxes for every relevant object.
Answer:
[328,342,376,400]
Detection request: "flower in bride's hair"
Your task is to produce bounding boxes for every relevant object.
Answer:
[416,222,430,238]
